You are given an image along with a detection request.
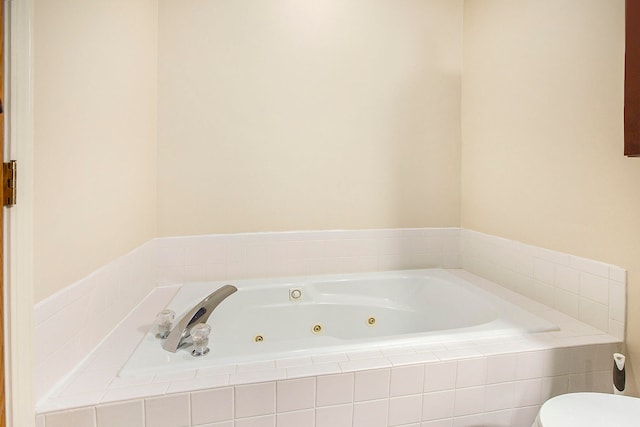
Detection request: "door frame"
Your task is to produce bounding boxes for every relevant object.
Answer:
[5,0,35,426]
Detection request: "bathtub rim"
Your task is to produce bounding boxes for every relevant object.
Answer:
[35,268,622,414]
[120,268,560,377]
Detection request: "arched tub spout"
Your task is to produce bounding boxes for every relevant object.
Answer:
[162,284,238,353]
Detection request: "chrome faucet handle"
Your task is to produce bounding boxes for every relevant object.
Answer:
[156,309,176,339]
[162,284,238,353]
[191,323,211,356]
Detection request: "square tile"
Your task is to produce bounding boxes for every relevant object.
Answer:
[533,258,555,285]
[570,256,610,278]
[145,394,190,427]
[45,408,96,427]
[96,400,144,427]
[511,405,540,427]
[554,266,580,294]
[483,409,513,427]
[276,377,315,412]
[541,376,569,401]
[354,369,390,401]
[191,387,233,424]
[422,419,453,427]
[554,288,580,319]
[315,404,352,427]
[454,386,485,416]
[456,357,487,388]
[234,414,276,427]
[316,373,354,406]
[388,394,422,426]
[579,272,609,305]
[422,390,455,421]
[353,399,388,427]
[609,281,626,322]
[424,361,456,392]
[485,382,515,412]
[390,365,424,397]
[452,413,484,427]
[486,354,516,384]
[235,382,276,418]
[579,298,608,331]
[276,409,314,427]
[516,351,545,380]
[542,348,570,377]
[513,379,542,407]
[609,267,627,283]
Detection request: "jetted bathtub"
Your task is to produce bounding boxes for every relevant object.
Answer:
[120,269,558,376]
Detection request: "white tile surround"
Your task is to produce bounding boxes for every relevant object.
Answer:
[461,230,626,340]
[34,228,626,426]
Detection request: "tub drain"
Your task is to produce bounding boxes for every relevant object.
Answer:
[254,335,264,342]
[367,317,376,326]
[312,324,323,334]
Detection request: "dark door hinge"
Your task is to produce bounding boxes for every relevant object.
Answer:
[3,160,16,207]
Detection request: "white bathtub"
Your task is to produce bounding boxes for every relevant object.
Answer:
[120,269,558,376]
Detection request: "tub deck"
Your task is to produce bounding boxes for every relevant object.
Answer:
[37,269,620,415]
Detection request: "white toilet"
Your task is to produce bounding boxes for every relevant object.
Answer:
[533,392,640,426]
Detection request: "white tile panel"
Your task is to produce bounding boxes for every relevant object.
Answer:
[316,373,354,407]
[388,394,423,426]
[484,382,515,412]
[234,415,276,427]
[569,256,610,278]
[276,409,314,427]
[144,394,190,427]
[45,408,96,427]
[95,400,144,427]
[533,258,555,285]
[422,390,455,421]
[276,378,315,413]
[315,404,352,427]
[421,418,454,427]
[235,382,276,419]
[511,405,539,427]
[579,272,609,305]
[482,409,513,427]
[453,413,484,427]
[352,399,388,427]
[390,365,425,397]
[190,387,233,425]
[424,361,457,392]
[486,354,517,384]
[456,358,487,388]
[515,351,545,381]
[453,386,485,417]
[354,369,390,402]
[512,379,542,407]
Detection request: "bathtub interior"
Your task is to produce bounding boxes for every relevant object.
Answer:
[120,269,559,376]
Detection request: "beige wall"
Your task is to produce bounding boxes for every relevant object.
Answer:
[33,0,158,302]
[462,0,640,393]
[156,0,462,236]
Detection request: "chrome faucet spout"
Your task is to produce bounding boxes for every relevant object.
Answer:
[162,284,238,353]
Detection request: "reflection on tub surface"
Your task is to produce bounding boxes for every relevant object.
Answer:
[120,269,557,376]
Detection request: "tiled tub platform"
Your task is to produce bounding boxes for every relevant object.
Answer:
[36,271,621,427]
